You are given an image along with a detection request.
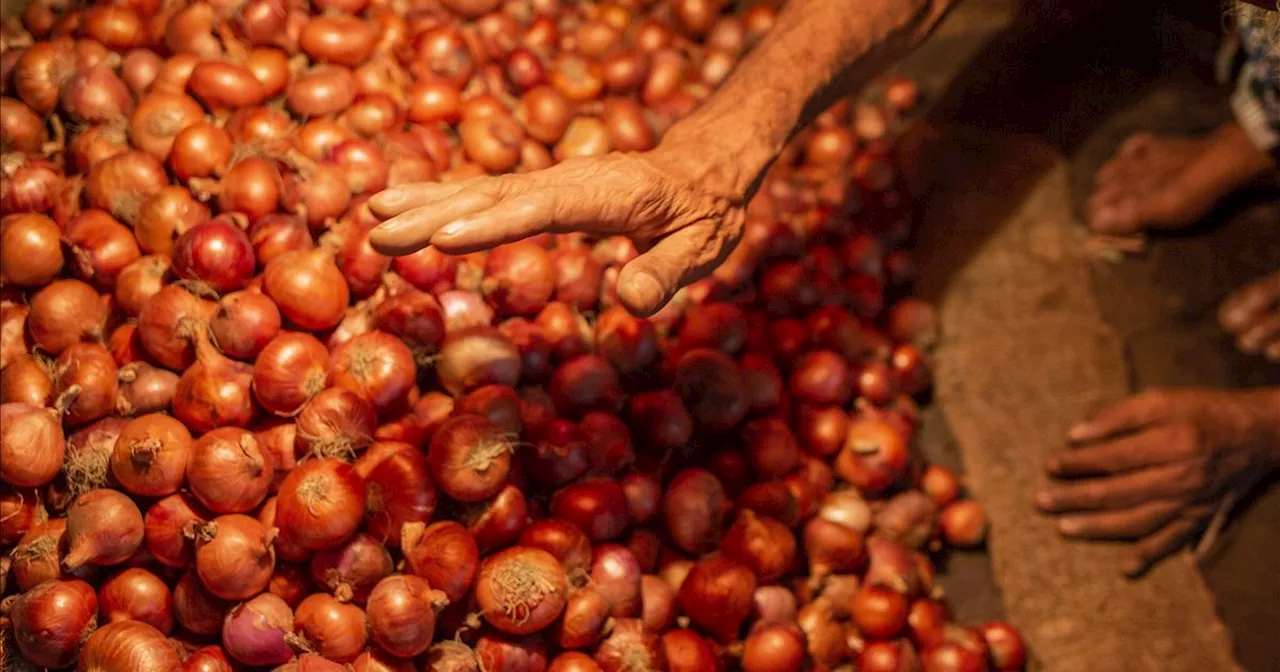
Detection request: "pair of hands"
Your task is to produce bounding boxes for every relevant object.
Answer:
[1039,387,1280,576]
[368,146,748,318]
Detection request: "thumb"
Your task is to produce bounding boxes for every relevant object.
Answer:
[616,228,706,318]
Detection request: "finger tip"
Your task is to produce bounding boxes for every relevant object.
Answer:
[618,272,667,318]
[1034,492,1054,511]
[1067,424,1095,442]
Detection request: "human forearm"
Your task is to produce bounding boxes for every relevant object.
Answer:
[660,0,954,199]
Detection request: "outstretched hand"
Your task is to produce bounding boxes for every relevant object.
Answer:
[367,149,749,317]
[1038,387,1280,577]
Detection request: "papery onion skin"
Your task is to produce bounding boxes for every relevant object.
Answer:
[221,593,295,667]
[594,619,666,672]
[0,213,64,287]
[187,427,273,514]
[254,332,330,417]
[550,479,629,542]
[367,574,447,658]
[28,279,109,356]
[329,330,417,417]
[173,571,232,636]
[11,518,66,590]
[677,556,757,642]
[309,532,393,604]
[8,579,99,668]
[210,291,282,361]
[77,620,184,672]
[1,403,64,487]
[402,520,480,605]
[264,248,350,332]
[295,387,377,459]
[144,493,209,568]
[193,514,278,601]
[294,592,369,663]
[0,354,53,407]
[98,567,174,634]
[54,343,119,426]
[427,413,514,502]
[137,284,212,370]
[276,457,366,551]
[363,443,437,546]
[64,488,145,570]
[475,546,569,635]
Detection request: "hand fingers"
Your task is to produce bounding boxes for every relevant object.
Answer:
[1035,461,1199,513]
[1054,499,1181,540]
[368,188,501,256]
[1218,272,1280,332]
[1118,133,1155,158]
[1237,313,1280,355]
[616,224,732,317]
[369,181,477,219]
[429,192,558,254]
[1121,507,1211,577]
[1047,425,1186,476]
[1068,389,1173,442]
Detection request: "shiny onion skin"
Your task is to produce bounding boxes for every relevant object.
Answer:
[677,556,756,642]
[253,332,330,416]
[78,620,184,672]
[329,330,416,416]
[137,284,212,370]
[109,412,192,497]
[64,488,145,570]
[475,546,569,635]
[363,443,437,545]
[294,592,369,663]
[366,574,447,657]
[98,567,174,633]
[12,519,67,592]
[402,521,480,604]
[144,493,209,568]
[309,532,393,603]
[428,413,514,502]
[186,427,273,514]
[28,279,109,356]
[62,209,142,290]
[264,248,350,332]
[192,514,278,601]
[0,213,64,287]
[275,457,366,551]
[210,291,282,361]
[172,331,256,434]
[222,593,295,667]
[1,403,64,487]
[295,387,377,458]
[8,579,99,668]
[54,343,119,426]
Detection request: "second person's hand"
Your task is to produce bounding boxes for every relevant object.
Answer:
[366,145,750,318]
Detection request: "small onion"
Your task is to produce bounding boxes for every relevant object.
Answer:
[63,488,144,570]
[367,574,448,657]
[475,546,568,635]
[222,593,294,667]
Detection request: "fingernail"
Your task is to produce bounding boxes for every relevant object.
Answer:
[437,220,467,239]
[1120,557,1143,577]
[1045,457,1061,473]
[624,273,664,312]
[373,189,403,206]
[1057,518,1080,535]
[1067,423,1094,442]
[1034,492,1054,510]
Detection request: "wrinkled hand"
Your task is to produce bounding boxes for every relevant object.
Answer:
[1037,387,1280,577]
[367,148,748,317]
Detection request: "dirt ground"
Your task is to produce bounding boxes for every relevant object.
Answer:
[897,0,1280,669]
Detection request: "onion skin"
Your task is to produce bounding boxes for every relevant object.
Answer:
[144,493,209,568]
[309,532,393,604]
[0,213,64,287]
[475,546,569,635]
[594,619,666,672]
[402,521,480,605]
[221,593,295,667]
[0,354,52,406]
[78,620,184,672]
[187,427,273,514]
[366,574,447,658]
[428,414,514,502]
[294,593,369,663]
[12,518,67,590]
[678,556,757,642]
[28,279,109,356]
[276,457,366,551]
[329,330,417,417]
[363,443,437,546]
[662,468,728,555]
[662,629,719,672]
[0,403,64,487]
[264,248,350,332]
[64,488,145,570]
[54,343,119,426]
[8,579,99,668]
[98,567,174,634]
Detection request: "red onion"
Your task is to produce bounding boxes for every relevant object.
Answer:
[402,520,479,605]
[137,284,213,370]
[99,567,173,634]
[551,479,629,542]
[222,593,294,667]
[589,543,642,618]
[11,518,66,591]
[363,442,437,545]
[595,619,665,672]
[518,519,593,576]
[836,417,910,496]
[174,571,232,635]
[367,574,448,657]
[722,509,798,583]
[192,514,277,600]
[678,556,756,642]
[0,213,63,287]
[329,330,416,416]
[144,493,209,568]
[475,546,568,634]
[662,468,728,555]
[662,629,719,672]
[295,387,377,459]
[172,330,256,434]
[552,586,612,649]
[7,579,98,668]
[276,458,366,551]
[294,593,368,663]
[627,389,693,451]
[427,413,515,502]
[939,500,987,548]
[742,622,807,672]
[187,427,272,514]
[310,533,393,604]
